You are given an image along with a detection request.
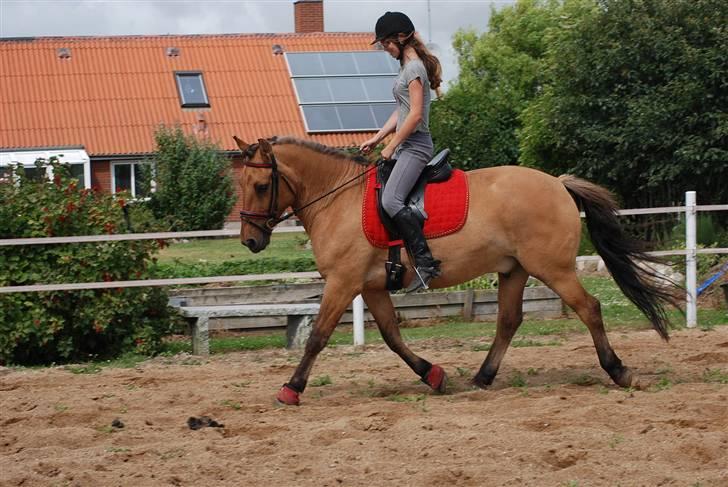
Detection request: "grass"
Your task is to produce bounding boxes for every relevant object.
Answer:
[157,233,312,264]
[309,375,332,387]
[702,369,728,384]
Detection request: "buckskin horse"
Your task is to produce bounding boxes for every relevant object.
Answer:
[233,135,678,406]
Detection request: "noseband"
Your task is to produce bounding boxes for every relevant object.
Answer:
[239,153,295,235]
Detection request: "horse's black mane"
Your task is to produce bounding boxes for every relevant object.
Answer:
[244,136,369,166]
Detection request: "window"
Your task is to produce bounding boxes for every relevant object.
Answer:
[0,149,90,188]
[175,72,210,108]
[112,162,152,198]
[286,51,399,133]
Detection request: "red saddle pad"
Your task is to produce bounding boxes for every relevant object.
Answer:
[362,168,469,249]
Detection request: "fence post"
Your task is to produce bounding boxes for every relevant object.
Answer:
[685,191,697,328]
[353,294,365,346]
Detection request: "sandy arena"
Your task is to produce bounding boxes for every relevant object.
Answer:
[1,326,727,486]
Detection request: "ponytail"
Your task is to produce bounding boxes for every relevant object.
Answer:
[406,32,443,98]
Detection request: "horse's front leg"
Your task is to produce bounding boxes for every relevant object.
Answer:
[361,289,447,393]
[276,278,355,406]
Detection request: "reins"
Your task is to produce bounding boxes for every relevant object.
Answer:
[240,151,386,234]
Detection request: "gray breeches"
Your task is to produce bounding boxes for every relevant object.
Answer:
[381,131,434,217]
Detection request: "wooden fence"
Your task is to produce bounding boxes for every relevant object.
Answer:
[1,191,727,332]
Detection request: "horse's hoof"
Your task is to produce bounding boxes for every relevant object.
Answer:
[613,367,633,388]
[423,364,448,393]
[275,384,300,406]
[470,377,489,390]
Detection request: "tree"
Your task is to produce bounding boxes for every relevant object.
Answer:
[148,126,236,231]
[431,0,566,169]
[520,0,728,210]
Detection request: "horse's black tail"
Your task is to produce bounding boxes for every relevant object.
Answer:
[559,175,682,341]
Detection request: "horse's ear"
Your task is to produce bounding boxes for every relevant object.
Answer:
[258,138,273,156]
[233,135,249,153]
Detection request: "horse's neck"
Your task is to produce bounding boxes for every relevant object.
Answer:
[277,146,364,230]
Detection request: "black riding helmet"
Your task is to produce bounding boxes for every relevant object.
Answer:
[371,11,415,45]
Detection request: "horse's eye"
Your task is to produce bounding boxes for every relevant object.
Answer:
[255,183,269,194]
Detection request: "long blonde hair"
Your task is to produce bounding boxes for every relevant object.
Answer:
[404,32,443,97]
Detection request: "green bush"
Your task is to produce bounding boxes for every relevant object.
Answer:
[147,126,236,231]
[0,159,176,365]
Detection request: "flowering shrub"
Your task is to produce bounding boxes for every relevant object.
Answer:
[0,158,176,365]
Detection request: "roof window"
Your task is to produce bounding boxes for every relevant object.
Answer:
[174,71,210,108]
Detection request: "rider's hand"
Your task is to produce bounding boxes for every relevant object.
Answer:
[380,144,395,160]
[359,137,378,154]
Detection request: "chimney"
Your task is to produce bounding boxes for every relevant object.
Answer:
[294,0,324,33]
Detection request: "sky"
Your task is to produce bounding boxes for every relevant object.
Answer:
[0,0,517,87]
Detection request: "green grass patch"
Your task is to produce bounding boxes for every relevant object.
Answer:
[508,371,527,388]
[702,369,728,384]
[386,393,426,403]
[220,399,241,410]
[157,233,312,264]
[310,375,333,387]
[65,363,102,374]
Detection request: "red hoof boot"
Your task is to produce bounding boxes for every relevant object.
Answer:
[423,364,448,393]
[275,384,300,406]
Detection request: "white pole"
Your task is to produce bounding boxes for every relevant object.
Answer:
[685,191,697,328]
[353,295,365,346]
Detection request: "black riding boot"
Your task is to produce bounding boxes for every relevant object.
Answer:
[392,207,441,293]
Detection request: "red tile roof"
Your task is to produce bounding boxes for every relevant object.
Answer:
[0,33,378,156]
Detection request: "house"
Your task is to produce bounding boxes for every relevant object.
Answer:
[0,0,398,222]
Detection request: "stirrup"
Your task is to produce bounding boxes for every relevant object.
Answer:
[404,265,440,293]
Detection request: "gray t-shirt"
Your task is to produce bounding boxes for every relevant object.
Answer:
[394,59,431,134]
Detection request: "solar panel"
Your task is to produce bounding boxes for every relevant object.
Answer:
[301,103,397,132]
[287,51,399,133]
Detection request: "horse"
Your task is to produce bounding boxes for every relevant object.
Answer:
[232,135,679,406]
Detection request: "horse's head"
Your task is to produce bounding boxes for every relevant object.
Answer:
[233,135,295,253]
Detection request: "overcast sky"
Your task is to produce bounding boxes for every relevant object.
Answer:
[0,0,517,87]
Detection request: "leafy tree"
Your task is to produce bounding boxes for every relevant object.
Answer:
[0,159,176,365]
[148,126,236,231]
[431,0,566,169]
[520,0,728,210]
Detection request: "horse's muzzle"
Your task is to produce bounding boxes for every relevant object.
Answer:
[242,237,268,253]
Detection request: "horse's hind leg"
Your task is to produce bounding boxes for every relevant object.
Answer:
[472,265,529,389]
[544,270,633,387]
[361,289,447,392]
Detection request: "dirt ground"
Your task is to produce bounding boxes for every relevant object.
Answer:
[2,326,728,487]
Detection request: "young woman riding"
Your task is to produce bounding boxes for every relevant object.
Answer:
[359,11,444,292]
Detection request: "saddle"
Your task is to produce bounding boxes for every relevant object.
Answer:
[362,149,469,290]
[376,149,454,237]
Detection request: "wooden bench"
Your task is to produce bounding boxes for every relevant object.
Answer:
[176,303,321,355]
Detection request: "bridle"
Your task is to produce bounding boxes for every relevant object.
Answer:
[239,151,296,236]
[239,144,386,235]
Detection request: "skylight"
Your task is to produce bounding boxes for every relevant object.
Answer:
[175,72,210,108]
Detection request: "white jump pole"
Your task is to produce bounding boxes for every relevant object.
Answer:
[685,191,697,328]
[353,294,365,346]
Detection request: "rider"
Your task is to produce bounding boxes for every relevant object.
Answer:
[360,11,443,292]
